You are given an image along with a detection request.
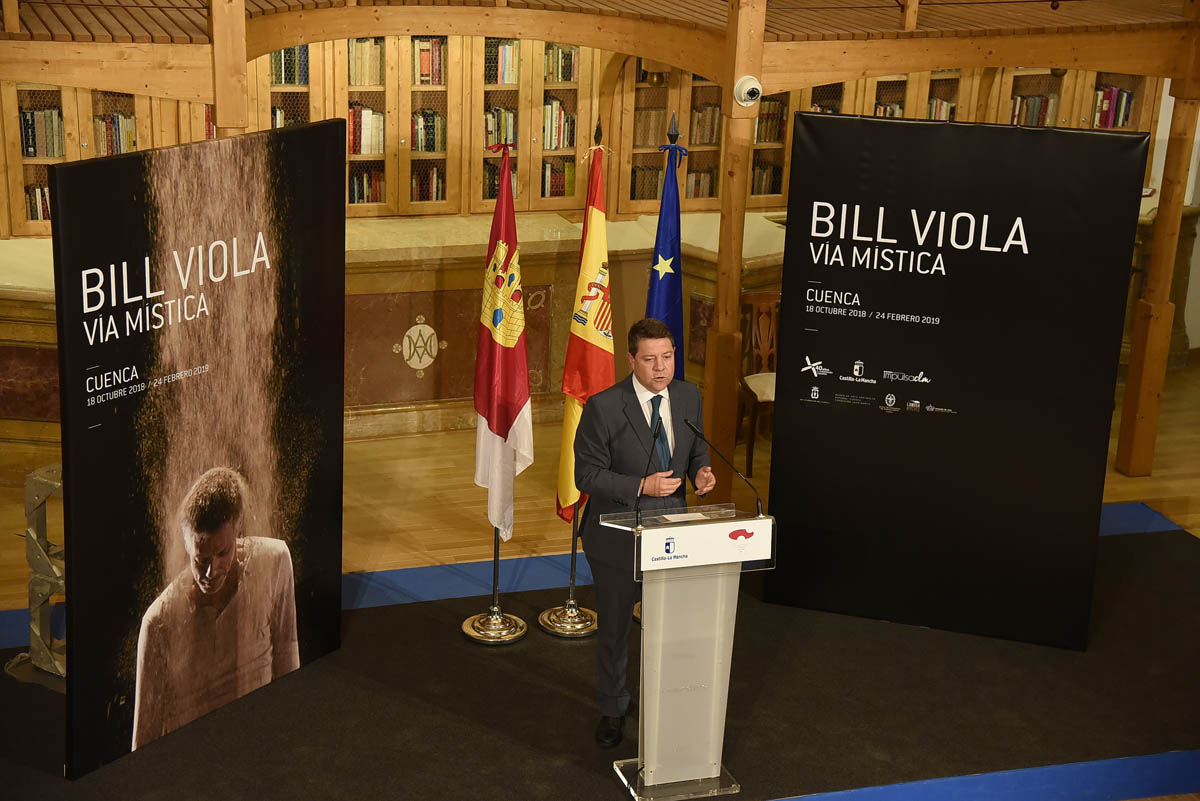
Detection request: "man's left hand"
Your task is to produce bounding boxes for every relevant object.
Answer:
[694,466,716,495]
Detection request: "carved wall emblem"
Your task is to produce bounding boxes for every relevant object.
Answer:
[393,315,446,378]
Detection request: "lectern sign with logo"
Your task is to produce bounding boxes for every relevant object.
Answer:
[602,503,776,801]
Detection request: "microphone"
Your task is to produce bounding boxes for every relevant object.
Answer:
[684,419,764,518]
[633,416,664,529]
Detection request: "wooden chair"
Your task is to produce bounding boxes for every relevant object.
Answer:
[739,290,780,477]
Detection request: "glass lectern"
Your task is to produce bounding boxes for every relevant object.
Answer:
[600,503,776,801]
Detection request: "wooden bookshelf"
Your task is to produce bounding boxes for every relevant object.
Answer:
[2,83,76,235]
[747,91,794,209]
[999,67,1072,128]
[800,81,859,117]
[400,35,463,214]
[680,73,724,210]
[529,41,594,211]
[618,59,685,216]
[864,74,919,120]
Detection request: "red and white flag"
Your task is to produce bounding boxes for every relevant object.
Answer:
[556,144,615,521]
[475,145,533,541]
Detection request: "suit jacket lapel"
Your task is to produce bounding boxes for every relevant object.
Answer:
[668,380,687,472]
[621,377,657,466]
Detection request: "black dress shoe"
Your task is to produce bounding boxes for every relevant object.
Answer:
[595,715,624,748]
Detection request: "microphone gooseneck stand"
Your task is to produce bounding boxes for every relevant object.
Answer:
[684,419,764,517]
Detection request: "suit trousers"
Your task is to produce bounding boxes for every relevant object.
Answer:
[591,560,641,717]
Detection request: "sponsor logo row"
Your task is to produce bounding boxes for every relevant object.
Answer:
[801,356,932,385]
[803,385,957,415]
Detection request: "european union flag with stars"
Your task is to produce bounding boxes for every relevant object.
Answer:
[645,141,687,379]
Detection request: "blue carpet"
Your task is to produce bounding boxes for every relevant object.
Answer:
[1099,502,1181,536]
[0,603,64,653]
[773,750,1200,801]
[342,551,592,610]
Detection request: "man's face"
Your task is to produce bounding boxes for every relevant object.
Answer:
[627,337,675,393]
[183,520,238,595]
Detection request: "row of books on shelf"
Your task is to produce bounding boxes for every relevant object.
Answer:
[412,109,448,153]
[1092,85,1134,129]
[542,98,576,150]
[690,103,722,146]
[544,44,579,83]
[633,107,670,148]
[484,106,518,147]
[271,45,309,86]
[349,169,385,204]
[927,97,957,121]
[19,109,65,158]
[349,103,385,155]
[271,106,306,129]
[201,105,216,140]
[483,160,520,200]
[630,165,665,201]
[485,40,519,85]
[874,102,904,118]
[349,38,386,87]
[751,163,782,196]
[753,99,787,144]
[413,37,448,86]
[810,103,840,114]
[92,113,137,156]
[684,169,716,199]
[1011,93,1059,128]
[412,165,446,202]
[541,160,577,198]
[26,185,50,221]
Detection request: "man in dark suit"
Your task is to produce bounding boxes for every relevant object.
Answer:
[575,317,716,748]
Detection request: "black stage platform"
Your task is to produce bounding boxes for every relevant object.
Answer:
[3,530,1198,801]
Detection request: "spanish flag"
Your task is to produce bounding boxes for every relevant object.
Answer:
[475,145,533,541]
[556,144,615,522]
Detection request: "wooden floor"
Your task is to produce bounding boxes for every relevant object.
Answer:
[1,365,1198,611]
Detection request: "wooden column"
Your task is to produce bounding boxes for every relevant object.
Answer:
[703,0,766,503]
[703,114,754,502]
[209,0,248,137]
[1115,89,1198,475]
[902,0,920,32]
[596,52,629,217]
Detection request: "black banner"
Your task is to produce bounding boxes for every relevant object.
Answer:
[50,122,346,776]
[764,114,1146,649]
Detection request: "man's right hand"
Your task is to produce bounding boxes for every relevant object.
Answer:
[639,471,682,497]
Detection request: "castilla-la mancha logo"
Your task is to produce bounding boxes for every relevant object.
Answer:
[664,536,675,555]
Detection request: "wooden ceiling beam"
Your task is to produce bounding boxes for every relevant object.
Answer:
[761,27,1191,92]
[243,6,724,73]
[0,40,214,99]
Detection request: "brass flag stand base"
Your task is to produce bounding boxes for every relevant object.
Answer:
[463,605,528,644]
[463,527,527,645]
[539,598,597,637]
[539,500,598,638]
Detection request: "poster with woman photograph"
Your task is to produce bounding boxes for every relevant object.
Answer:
[49,121,346,777]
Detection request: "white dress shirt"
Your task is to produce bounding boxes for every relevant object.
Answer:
[631,376,674,455]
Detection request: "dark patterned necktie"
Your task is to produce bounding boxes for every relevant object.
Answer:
[650,394,672,472]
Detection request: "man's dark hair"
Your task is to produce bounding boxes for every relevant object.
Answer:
[181,467,246,535]
[627,318,674,355]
